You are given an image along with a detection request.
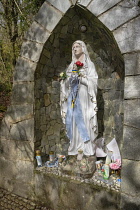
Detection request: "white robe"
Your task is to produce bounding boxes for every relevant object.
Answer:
[60,55,98,156]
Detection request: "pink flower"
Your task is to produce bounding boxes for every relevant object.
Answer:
[109,163,120,170]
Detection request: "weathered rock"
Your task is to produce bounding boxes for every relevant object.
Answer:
[122,126,140,160]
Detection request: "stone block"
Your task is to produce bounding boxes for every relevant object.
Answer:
[98,78,114,90]
[113,16,140,53]
[124,52,140,76]
[124,76,140,99]
[46,0,71,13]
[121,159,140,197]
[52,80,60,88]
[44,94,51,106]
[20,40,43,62]
[5,104,33,124]
[124,99,140,129]
[122,126,140,160]
[35,1,63,32]
[0,118,11,139]
[10,118,34,141]
[50,110,57,120]
[14,57,37,82]
[0,139,34,161]
[46,126,54,136]
[25,21,50,43]
[78,0,91,7]
[51,94,60,103]
[87,0,120,16]
[99,0,140,31]
[12,82,34,104]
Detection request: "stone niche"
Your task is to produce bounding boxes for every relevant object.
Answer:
[34,5,124,158]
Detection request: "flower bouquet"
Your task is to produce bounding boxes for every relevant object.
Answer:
[72,61,84,76]
[109,159,121,175]
[75,61,84,69]
[59,72,67,80]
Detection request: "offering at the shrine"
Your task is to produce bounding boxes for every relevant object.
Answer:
[35,150,43,167]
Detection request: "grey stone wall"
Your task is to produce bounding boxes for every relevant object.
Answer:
[0,0,140,209]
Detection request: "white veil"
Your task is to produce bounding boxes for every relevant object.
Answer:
[60,40,98,139]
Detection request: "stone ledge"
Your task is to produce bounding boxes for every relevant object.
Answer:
[35,169,121,210]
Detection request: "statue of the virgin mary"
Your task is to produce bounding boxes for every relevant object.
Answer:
[60,40,98,156]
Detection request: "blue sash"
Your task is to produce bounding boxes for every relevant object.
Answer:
[66,75,90,142]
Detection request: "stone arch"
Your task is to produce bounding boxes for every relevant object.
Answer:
[0,0,139,208]
[34,4,124,158]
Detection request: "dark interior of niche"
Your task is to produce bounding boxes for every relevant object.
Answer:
[34,5,124,157]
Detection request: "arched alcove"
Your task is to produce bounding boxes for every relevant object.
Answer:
[0,0,139,208]
[34,5,124,158]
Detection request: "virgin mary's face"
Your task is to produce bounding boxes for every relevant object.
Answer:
[72,43,83,57]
